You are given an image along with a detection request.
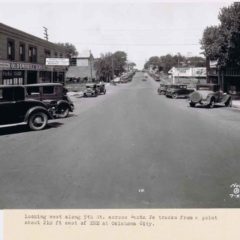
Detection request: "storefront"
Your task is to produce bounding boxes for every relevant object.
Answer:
[0,60,66,85]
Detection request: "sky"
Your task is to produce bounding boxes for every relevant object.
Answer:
[0,0,233,68]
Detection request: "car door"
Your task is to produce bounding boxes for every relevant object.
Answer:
[0,88,19,125]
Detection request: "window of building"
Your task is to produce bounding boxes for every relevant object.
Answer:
[19,43,25,61]
[54,52,58,57]
[44,49,51,57]
[28,46,37,62]
[7,39,15,60]
[60,53,63,58]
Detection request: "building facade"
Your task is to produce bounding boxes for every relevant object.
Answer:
[66,50,96,82]
[207,60,240,97]
[168,67,207,84]
[0,23,67,85]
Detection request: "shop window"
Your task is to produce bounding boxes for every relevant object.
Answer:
[7,39,15,60]
[44,49,51,58]
[19,43,25,61]
[29,46,37,62]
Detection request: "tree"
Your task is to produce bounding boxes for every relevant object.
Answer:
[56,42,78,58]
[201,2,240,67]
[201,26,221,59]
[112,51,127,76]
[187,56,206,67]
[94,51,128,81]
[94,53,113,82]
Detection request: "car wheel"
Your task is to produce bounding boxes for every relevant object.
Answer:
[57,106,70,118]
[172,93,178,99]
[189,102,195,107]
[28,112,48,131]
[225,98,232,107]
[208,99,215,108]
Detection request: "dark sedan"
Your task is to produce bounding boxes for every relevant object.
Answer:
[0,86,53,130]
[165,84,194,99]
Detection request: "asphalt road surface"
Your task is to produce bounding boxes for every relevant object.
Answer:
[1,72,240,208]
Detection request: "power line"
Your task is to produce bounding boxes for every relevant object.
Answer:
[72,43,199,46]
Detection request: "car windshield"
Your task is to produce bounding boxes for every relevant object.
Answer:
[197,86,213,91]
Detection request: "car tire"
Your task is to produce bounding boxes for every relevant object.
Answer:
[208,99,215,108]
[57,106,70,118]
[225,98,232,107]
[172,93,178,99]
[28,111,48,131]
[189,102,195,107]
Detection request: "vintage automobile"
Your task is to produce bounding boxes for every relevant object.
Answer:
[25,83,74,118]
[0,86,53,130]
[96,82,106,95]
[83,83,99,97]
[165,84,194,99]
[157,83,170,95]
[189,84,232,108]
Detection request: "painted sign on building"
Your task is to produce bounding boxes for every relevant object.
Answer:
[46,58,69,66]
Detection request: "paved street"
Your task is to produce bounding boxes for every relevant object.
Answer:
[0,72,240,208]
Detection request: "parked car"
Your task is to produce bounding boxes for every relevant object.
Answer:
[83,83,98,97]
[189,84,232,108]
[157,83,170,95]
[25,83,74,118]
[96,82,106,94]
[165,84,194,99]
[0,86,53,130]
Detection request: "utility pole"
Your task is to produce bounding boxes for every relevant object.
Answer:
[43,26,49,41]
[111,56,114,80]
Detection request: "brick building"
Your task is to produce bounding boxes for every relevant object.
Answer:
[0,23,68,85]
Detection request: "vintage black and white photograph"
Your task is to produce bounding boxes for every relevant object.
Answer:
[0,0,240,209]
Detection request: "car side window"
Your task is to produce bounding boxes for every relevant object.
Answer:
[0,88,14,102]
[27,87,40,96]
[14,88,25,101]
[43,86,54,94]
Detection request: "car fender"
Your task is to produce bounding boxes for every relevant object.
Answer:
[221,94,231,104]
[205,95,213,105]
[24,106,52,122]
[56,100,72,111]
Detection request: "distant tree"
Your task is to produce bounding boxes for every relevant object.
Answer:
[94,51,128,81]
[186,56,206,67]
[145,54,205,73]
[112,51,127,76]
[56,42,78,58]
[94,53,113,82]
[144,56,163,72]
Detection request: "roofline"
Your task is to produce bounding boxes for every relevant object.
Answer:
[0,22,66,52]
[24,83,62,87]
